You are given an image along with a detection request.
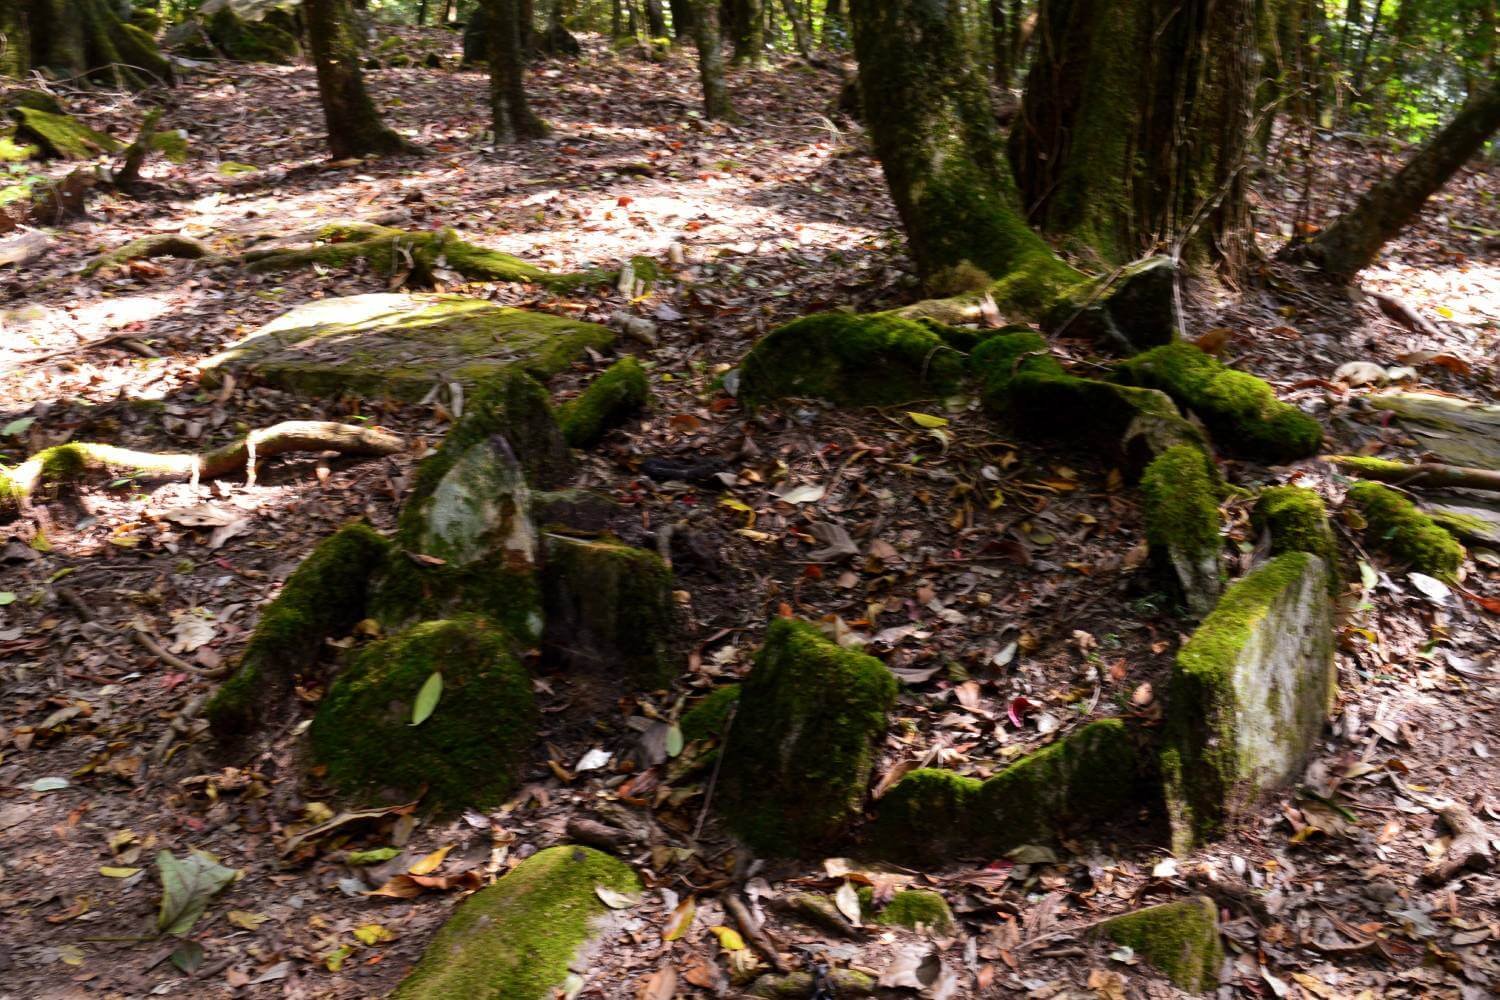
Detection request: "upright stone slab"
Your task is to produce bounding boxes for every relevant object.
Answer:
[1161,552,1335,851]
[1096,897,1222,993]
[200,293,615,401]
[541,535,675,689]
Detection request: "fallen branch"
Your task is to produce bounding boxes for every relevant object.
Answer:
[1422,803,1493,883]
[2,421,405,508]
[82,233,215,277]
[55,585,200,676]
[564,817,639,854]
[722,891,788,973]
[1326,455,1500,494]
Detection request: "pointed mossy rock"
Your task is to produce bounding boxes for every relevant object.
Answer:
[1161,552,1335,852]
[541,534,675,689]
[1253,486,1340,591]
[1096,896,1222,993]
[199,293,615,402]
[208,9,300,62]
[871,719,1142,864]
[1346,481,1464,580]
[1114,343,1322,463]
[393,844,637,999]
[1141,445,1224,617]
[857,886,954,933]
[310,617,538,813]
[739,312,965,408]
[718,618,897,856]
[206,523,389,738]
[3,89,65,115]
[1367,392,1500,471]
[557,356,649,448]
[1054,255,1178,355]
[11,107,122,160]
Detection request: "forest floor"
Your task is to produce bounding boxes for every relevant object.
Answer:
[1,29,1498,1000]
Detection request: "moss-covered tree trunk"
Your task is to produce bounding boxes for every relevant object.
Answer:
[988,0,1008,86]
[484,0,548,141]
[1293,81,1500,283]
[848,0,1086,308]
[19,0,172,88]
[0,1,28,78]
[691,0,735,118]
[1009,0,1258,274]
[823,0,847,48]
[728,0,763,65]
[305,0,413,158]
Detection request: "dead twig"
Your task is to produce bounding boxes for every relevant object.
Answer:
[1327,455,1500,494]
[55,585,202,675]
[722,891,788,973]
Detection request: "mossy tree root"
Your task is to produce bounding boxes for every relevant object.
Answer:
[1346,481,1465,580]
[82,234,215,276]
[1328,455,1500,495]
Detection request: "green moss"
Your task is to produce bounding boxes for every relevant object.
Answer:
[718,619,898,856]
[206,524,390,737]
[680,684,741,743]
[739,312,966,408]
[1141,445,1222,554]
[208,9,300,62]
[1098,897,1222,993]
[393,845,638,999]
[5,89,65,114]
[1347,481,1464,579]
[750,969,877,998]
[12,107,122,160]
[531,489,619,533]
[542,535,675,689]
[857,887,955,932]
[0,134,37,161]
[82,235,210,277]
[1115,344,1322,463]
[1253,486,1339,589]
[869,768,982,862]
[311,617,537,813]
[557,357,649,448]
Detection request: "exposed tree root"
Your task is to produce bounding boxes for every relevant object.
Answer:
[1327,455,1500,494]
[81,234,216,276]
[1,421,404,513]
[1423,803,1493,883]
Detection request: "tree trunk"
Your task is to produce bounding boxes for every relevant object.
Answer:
[778,0,812,60]
[1,1,29,78]
[304,0,413,158]
[20,0,172,88]
[484,0,547,142]
[989,0,1009,86]
[669,0,694,37]
[848,0,1087,307]
[1009,0,1259,274]
[691,0,735,118]
[645,0,667,35]
[728,0,763,65]
[823,0,846,49]
[1294,81,1500,282]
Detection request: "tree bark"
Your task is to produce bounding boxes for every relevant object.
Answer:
[18,0,172,88]
[691,0,735,118]
[668,0,694,37]
[0,0,27,78]
[728,0,763,65]
[989,0,1009,86]
[1294,81,1500,282]
[822,0,847,49]
[778,0,812,60]
[305,0,413,159]
[645,0,667,36]
[484,0,548,142]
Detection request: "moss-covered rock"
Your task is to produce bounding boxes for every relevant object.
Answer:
[1253,486,1339,589]
[1097,896,1222,993]
[1162,552,1335,852]
[311,617,537,813]
[199,293,616,402]
[871,719,1142,864]
[718,618,897,856]
[750,969,876,998]
[11,107,122,160]
[541,534,675,689]
[208,9,300,62]
[1367,392,1500,470]
[1056,255,1179,354]
[531,489,619,533]
[680,684,741,743]
[206,524,390,737]
[557,357,649,448]
[739,312,966,408]
[393,845,638,999]
[1141,445,1223,616]
[1114,344,1322,463]
[1346,481,1464,579]
[858,887,955,932]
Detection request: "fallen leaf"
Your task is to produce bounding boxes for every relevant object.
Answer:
[156,850,239,936]
[408,844,452,876]
[596,884,642,909]
[411,671,443,726]
[663,895,695,941]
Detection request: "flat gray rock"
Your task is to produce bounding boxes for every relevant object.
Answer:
[1369,392,1500,470]
[1423,495,1500,545]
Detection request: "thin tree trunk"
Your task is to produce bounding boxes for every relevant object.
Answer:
[484,0,547,142]
[691,0,735,118]
[1351,0,1383,97]
[305,0,414,158]
[823,0,846,48]
[1,1,30,78]
[669,0,694,36]
[645,0,667,35]
[418,0,428,26]
[778,0,812,60]
[729,0,762,65]
[989,0,1008,86]
[1294,81,1500,282]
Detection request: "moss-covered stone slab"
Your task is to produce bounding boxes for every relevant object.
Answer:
[1142,445,1224,616]
[1253,486,1340,590]
[858,887,955,932]
[393,845,638,999]
[739,312,966,407]
[1058,255,1179,354]
[871,719,1142,864]
[1423,496,1500,546]
[541,534,675,689]
[11,107,122,160]
[1346,481,1464,580]
[199,293,615,401]
[718,618,897,856]
[310,617,537,813]
[1161,552,1335,852]
[558,356,650,447]
[1368,392,1500,471]
[1096,896,1222,993]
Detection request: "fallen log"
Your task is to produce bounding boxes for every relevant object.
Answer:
[1326,455,1500,494]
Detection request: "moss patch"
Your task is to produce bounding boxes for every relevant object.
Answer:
[393,845,638,999]
[1114,344,1322,463]
[11,107,122,160]
[858,887,955,932]
[82,234,212,277]
[1346,481,1464,579]
[1098,897,1222,993]
[209,10,300,62]
[206,524,389,737]
[311,617,537,813]
[680,684,741,743]
[557,357,649,448]
[1141,445,1224,615]
[1253,486,1339,590]
[541,535,675,689]
[739,312,965,407]
[718,618,897,856]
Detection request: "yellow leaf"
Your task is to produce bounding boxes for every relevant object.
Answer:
[99,866,140,878]
[354,923,395,945]
[906,411,949,429]
[227,910,269,930]
[663,895,696,941]
[709,924,745,951]
[408,844,453,876]
[718,497,752,513]
[325,945,353,972]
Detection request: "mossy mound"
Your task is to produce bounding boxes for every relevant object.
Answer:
[393,845,638,999]
[557,357,649,448]
[208,9,301,63]
[4,89,65,115]
[739,312,966,407]
[1346,481,1464,580]
[11,107,122,160]
[541,535,676,689]
[310,617,538,813]
[1056,255,1178,354]
[1097,896,1222,993]
[199,293,616,402]
[206,524,390,737]
[872,719,1142,864]
[1114,344,1322,463]
[1162,552,1335,852]
[858,887,955,932]
[717,618,898,856]
[1141,445,1224,616]
[680,684,741,743]
[1253,486,1340,589]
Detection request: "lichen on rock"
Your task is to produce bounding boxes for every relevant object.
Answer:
[393,845,638,998]
[1346,481,1464,579]
[310,616,537,813]
[1096,896,1222,993]
[1141,444,1224,615]
[717,618,897,856]
[557,356,649,448]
